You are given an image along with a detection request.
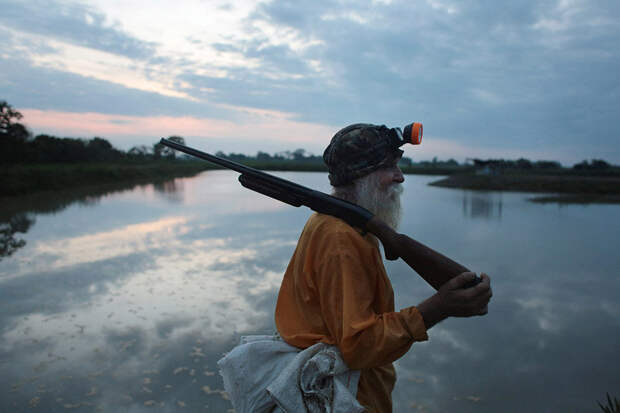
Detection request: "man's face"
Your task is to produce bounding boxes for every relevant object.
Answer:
[374,156,405,193]
[354,156,405,230]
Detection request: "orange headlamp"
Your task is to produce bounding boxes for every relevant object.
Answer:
[402,122,423,145]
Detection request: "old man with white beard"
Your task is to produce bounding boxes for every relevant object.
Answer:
[274,123,492,412]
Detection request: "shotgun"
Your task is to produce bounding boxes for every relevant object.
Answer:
[160,138,480,291]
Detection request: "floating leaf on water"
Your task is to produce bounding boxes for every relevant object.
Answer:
[407,377,425,383]
[466,396,481,402]
[33,361,49,372]
[85,387,97,397]
[202,386,215,395]
[144,400,156,406]
[120,339,136,351]
[173,367,189,375]
[88,371,103,379]
[177,401,186,407]
[28,396,41,407]
[201,386,229,400]
[203,370,215,376]
[190,347,205,358]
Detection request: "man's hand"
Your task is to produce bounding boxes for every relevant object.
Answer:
[437,272,492,317]
[417,272,492,329]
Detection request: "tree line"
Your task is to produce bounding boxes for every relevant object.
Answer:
[1,100,616,170]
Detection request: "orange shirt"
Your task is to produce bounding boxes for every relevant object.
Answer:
[275,213,428,412]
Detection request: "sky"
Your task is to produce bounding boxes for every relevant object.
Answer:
[1,0,619,165]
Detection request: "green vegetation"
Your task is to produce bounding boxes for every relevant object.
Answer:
[0,162,213,197]
[430,173,620,193]
[428,159,620,203]
[598,393,620,413]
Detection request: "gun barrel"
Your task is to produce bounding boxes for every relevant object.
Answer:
[158,138,473,291]
[160,138,257,175]
[160,138,373,227]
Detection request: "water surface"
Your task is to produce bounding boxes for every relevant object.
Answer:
[1,171,618,412]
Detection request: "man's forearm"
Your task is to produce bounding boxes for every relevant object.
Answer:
[417,294,447,330]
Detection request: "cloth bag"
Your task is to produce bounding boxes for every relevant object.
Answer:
[217,335,363,413]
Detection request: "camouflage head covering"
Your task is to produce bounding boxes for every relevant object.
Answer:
[323,123,404,186]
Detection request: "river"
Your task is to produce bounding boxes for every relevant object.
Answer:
[1,171,618,412]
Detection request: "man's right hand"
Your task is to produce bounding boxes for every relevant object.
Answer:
[436,272,492,317]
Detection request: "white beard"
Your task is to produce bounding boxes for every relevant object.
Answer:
[354,172,403,230]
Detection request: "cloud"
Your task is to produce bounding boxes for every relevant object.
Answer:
[0,0,157,59]
[1,0,619,161]
[19,107,335,153]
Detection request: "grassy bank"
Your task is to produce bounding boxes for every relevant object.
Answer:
[1,160,475,197]
[5,161,620,203]
[0,162,216,197]
[429,173,620,203]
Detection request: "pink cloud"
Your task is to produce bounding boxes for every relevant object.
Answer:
[20,109,335,145]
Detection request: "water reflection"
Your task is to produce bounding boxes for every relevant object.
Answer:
[1,172,619,412]
[153,179,184,203]
[0,178,185,261]
[0,213,35,259]
[461,191,503,220]
[0,172,301,412]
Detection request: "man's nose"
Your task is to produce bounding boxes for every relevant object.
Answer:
[393,168,404,183]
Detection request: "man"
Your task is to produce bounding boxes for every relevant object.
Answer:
[275,123,492,412]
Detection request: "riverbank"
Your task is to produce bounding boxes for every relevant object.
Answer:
[1,161,471,197]
[4,162,620,203]
[429,173,620,203]
[0,162,215,197]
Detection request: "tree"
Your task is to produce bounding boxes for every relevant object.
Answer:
[154,135,185,159]
[87,137,120,161]
[516,158,533,169]
[0,101,23,135]
[256,151,272,161]
[534,160,561,169]
[293,148,310,161]
[399,156,413,167]
[128,145,152,158]
[573,159,611,170]
[590,159,610,170]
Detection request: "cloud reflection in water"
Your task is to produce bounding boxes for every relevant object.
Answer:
[1,171,619,412]
[0,174,301,411]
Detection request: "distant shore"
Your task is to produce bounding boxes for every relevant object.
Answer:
[429,173,620,203]
[3,162,620,204]
[0,161,469,197]
[0,162,213,197]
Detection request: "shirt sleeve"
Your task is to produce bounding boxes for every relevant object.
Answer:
[315,238,428,370]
